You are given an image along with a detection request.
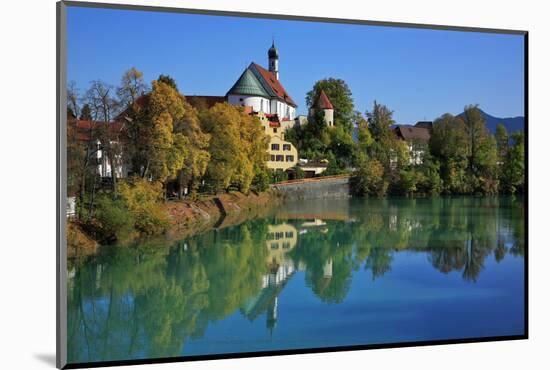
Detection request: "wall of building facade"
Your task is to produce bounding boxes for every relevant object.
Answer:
[227,94,271,113]
[267,136,298,171]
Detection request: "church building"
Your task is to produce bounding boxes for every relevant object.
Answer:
[226,41,297,120]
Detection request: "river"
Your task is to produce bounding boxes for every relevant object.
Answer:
[67,196,525,364]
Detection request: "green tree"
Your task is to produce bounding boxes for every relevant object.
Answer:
[501,131,525,194]
[327,124,355,169]
[157,74,178,91]
[366,101,394,141]
[495,123,509,160]
[352,157,387,196]
[495,123,509,184]
[461,105,498,193]
[355,112,373,153]
[430,113,469,193]
[79,104,92,120]
[366,101,409,180]
[306,78,355,132]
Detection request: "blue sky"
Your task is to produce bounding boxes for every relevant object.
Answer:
[67,6,525,123]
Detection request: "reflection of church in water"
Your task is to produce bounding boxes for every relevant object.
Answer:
[240,221,333,333]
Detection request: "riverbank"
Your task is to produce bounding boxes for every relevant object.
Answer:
[67,189,283,259]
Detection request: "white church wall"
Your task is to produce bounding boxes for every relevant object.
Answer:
[227,94,270,113]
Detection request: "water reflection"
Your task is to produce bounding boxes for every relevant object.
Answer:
[67,196,524,364]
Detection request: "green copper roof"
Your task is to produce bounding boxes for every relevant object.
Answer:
[226,68,270,98]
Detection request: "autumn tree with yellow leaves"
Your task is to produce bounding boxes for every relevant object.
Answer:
[200,103,269,194]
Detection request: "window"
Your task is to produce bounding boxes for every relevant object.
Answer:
[276,155,284,162]
[282,242,291,249]
[271,143,280,151]
[270,155,275,161]
[271,243,279,250]
[285,231,294,238]
[273,128,278,133]
[283,144,291,151]
[286,155,294,162]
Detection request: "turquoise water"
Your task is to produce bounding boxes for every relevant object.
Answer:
[67,196,525,364]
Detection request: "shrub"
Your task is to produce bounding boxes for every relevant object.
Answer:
[94,195,135,241]
[119,179,170,235]
[294,166,306,180]
[270,170,288,183]
[252,170,271,192]
[352,158,387,196]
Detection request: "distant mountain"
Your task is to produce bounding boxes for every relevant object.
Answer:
[458,110,524,134]
[351,110,524,142]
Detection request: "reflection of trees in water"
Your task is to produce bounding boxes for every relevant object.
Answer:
[68,221,270,363]
[67,197,524,363]
[288,222,355,303]
[347,197,524,282]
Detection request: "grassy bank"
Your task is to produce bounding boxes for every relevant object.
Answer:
[68,189,283,258]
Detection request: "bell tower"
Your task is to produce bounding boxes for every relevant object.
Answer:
[268,40,279,80]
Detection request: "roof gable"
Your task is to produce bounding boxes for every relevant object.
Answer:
[249,63,297,107]
[227,68,271,98]
[315,90,334,109]
[395,125,431,142]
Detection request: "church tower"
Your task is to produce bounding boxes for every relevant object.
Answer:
[268,40,279,80]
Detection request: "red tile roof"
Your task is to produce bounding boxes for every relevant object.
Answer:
[186,95,226,110]
[68,119,126,142]
[316,90,334,110]
[250,63,297,107]
[394,125,431,142]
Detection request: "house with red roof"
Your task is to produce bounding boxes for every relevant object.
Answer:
[393,121,433,165]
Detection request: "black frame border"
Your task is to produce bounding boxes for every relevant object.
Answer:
[57,1,529,369]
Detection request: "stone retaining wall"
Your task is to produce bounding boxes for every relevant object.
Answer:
[271,175,351,200]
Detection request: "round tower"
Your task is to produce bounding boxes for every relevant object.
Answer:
[310,90,335,127]
[268,40,279,80]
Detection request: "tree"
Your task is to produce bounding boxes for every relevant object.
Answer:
[352,158,387,196]
[67,81,80,119]
[80,104,92,120]
[157,74,178,91]
[366,101,394,141]
[501,131,525,194]
[146,80,191,187]
[85,80,122,193]
[173,100,210,197]
[430,113,469,193]
[460,105,498,193]
[200,103,269,193]
[117,67,148,107]
[366,101,409,179]
[495,123,509,183]
[495,123,509,160]
[355,111,373,153]
[327,125,355,169]
[306,78,354,132]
